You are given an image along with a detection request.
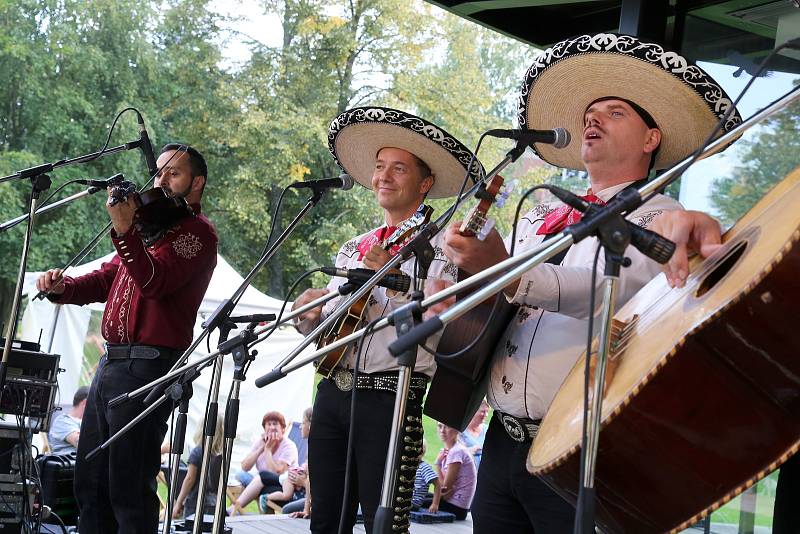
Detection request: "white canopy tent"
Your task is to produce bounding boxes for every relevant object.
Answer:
[20,253,315,468]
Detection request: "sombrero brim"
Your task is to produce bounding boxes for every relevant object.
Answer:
[328,107,483,198]
[518,33,742,171]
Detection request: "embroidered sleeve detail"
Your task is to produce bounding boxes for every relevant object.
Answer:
[633,210,663,228]
[172,233,203,259]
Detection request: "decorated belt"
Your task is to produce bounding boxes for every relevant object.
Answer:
[496,411,541,443]
[330,368,428,398]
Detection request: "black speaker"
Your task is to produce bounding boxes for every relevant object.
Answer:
[36,453,78,526]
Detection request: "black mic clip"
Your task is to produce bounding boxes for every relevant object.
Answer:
[548,185,675,265]
[76,173,125,190]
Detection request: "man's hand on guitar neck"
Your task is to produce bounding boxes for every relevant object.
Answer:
[650,210,722,288]
[443,221,518,297]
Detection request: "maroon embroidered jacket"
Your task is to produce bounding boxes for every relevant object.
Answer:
[53,204,218,351]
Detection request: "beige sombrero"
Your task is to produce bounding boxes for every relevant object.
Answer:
[328,107,484,198]
[518,33,743,171]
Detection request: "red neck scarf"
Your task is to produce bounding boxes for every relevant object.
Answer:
[357,225,400,260]
[536,194,606,235]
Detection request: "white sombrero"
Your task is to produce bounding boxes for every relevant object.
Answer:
[518,33,743,171]
[328,107,484,198]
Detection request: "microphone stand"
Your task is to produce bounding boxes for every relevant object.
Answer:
[1,142,140,391]
[0,185,107,232]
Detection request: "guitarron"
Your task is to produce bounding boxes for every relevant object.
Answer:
[528,165,800,533]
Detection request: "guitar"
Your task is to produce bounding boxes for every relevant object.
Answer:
[315,204,434,377]
[527,165,800,534]
[424,175,517,430]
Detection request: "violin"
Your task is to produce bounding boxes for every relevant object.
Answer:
[109,180,194,244]
[315,204,434,377]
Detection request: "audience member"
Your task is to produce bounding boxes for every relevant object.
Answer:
[287,407,311,466]
[231,411,298,513]
[412,439,442,513]
[435,423,477,520]
[48,386,89,455]
[282,407,313,518]
[459,400,489,470]
[265,465,308,512]
[172,416,224,519]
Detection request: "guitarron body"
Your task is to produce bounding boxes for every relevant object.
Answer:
[528,166,800,533]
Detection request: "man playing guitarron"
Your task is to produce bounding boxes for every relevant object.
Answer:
[443,33,741,532]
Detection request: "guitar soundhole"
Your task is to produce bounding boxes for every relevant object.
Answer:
[695,240,747,298]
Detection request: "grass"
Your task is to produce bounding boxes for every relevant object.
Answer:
[709,471,777,528]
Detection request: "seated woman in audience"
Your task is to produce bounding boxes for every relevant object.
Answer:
[435,423,477,520]
[172,415,224,518]
[230,410,298,513]
[459,399,488,470]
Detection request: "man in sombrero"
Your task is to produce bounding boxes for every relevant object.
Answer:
[291,107,480,533]
[444,33,741,532]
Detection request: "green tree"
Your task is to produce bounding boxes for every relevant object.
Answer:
[710,97,800,225]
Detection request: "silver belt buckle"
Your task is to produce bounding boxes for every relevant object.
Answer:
[333,368,354,392]
[501,414,527,443]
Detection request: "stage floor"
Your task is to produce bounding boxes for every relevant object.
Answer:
[222,516,771,534]
[226,514,473,533]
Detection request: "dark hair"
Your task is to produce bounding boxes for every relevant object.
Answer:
[411,154,432,179]
[159,143,208,181]
[586,97,661,172]
[73,386,90,406]
[262,411,287,430]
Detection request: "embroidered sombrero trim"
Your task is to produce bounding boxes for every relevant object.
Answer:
[328,106,484,182]
[517,33,743,132]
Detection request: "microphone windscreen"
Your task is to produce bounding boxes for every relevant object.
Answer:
[340,174,355,191]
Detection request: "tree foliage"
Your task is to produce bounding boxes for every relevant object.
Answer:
[0,0,535,318]
[710,97,800,226]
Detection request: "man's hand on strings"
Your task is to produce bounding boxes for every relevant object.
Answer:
[650,210,722,288]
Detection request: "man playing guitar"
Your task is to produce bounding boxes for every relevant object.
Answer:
[291,106,480,533]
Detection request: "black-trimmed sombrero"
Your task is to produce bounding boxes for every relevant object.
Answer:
[328,107,484,198]
[517,33,743,171]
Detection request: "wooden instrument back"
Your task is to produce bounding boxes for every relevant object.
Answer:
[528,166,800,533]
[424,176,516,430]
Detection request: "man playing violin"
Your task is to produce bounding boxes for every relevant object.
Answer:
[36,143,217,534]
[443,34,741,532]
[290,107,479,533]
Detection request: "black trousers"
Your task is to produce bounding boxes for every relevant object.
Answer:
[308,378,423,534]
[74,354,176,534]
[472,414,576,533]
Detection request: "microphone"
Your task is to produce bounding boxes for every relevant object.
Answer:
[321,267,411,293]
[486,128,571,149]
[547,185,675,264]
[290,174,355,191]
[136,113,158,178]
[75,173,125,188]
[228,313,277,324]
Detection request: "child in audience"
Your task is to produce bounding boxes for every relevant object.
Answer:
[412,439,442,513]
